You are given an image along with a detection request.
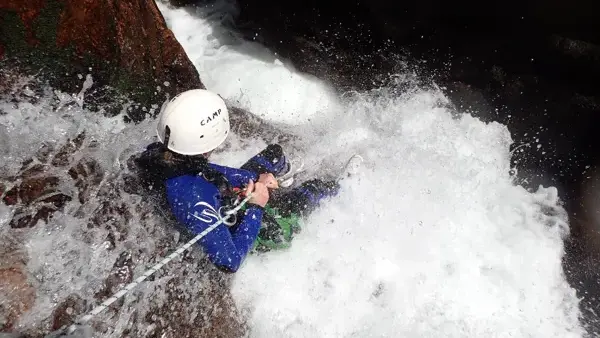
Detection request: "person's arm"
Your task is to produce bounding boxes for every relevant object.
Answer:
[208,163,258,188]
[167,176,270,272]
[188,201,264,272]
[240,144,288,176]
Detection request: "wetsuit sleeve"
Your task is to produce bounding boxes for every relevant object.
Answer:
[190,202,264,272]
[240,144,288,176]
[208,163,258,188]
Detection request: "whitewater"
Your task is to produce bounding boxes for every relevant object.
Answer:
[158,3,583,337]
[0,1,584,337]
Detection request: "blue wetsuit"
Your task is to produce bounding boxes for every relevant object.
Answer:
[165,164,262,272]
[133,143,340,273]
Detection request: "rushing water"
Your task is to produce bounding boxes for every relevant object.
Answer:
[0,1,585,337]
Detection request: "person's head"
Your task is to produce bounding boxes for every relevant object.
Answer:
[156,89,230,159]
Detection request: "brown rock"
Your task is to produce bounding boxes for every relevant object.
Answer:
[52,132,86,167]
[18,176,59,204]
[3,185,18,206]
[9,193,72,228]
[0,235,28,271]
[2,138,83,228]
[0,267,36,331]
[51,294,86,331]
[0,0,203,122]
[68,157,104,204]
[40,192,72,209]
[3,170,73,229]
[0,0,45,46]
[20,163,48,180]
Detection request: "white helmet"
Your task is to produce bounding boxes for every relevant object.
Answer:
[156,89,230,155]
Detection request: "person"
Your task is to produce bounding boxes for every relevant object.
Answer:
[131,89,353,273]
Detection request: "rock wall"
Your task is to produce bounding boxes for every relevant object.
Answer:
[0,0,204,122]
[0,70,247,337]
[0,1,249,336]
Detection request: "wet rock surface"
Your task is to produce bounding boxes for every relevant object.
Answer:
[0,142,248,337]
[0,0,251,335]
[0,0,204,122]
[0,74,247,337]
[0,145,247,336]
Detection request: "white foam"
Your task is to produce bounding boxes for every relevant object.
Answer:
[230,86,583,337]
[157,2,342,127]
[158,4,584,337]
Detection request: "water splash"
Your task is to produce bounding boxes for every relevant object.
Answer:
[230,83,581,337]
[158,3,584,337]
[0,3,584,338]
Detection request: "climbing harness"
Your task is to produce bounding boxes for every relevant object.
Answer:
[50,192,254,337]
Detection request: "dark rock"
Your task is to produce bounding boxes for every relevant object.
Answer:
[1,135,89,228]
[51,132,86,167]
[50,294,86,331]
[0,134,248,336]
[0,0,204,122]
[0,67,47,107]
[2,185,17,205]
[18,176,59,204]
[94,251,134,305]
[220,0,600,95]
[68,158,104,204]
[137,265,247,338]
[1,150,75,228]
[213,0,396,92]
[20,164,48,180]
[9,192,73,229]
[165,0,200,7]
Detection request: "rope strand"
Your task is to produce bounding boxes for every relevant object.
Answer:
[51,193,253,336]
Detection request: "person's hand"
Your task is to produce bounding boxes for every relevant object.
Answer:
[245,180,269,207]
[258,173,279,189]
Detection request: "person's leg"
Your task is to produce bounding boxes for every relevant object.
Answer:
[270,178,340,218]
[249,178,340,252]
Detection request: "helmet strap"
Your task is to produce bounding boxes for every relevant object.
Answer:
[163,126,171,147]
